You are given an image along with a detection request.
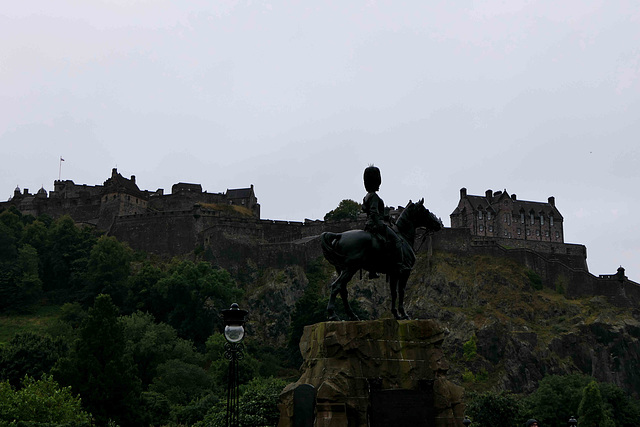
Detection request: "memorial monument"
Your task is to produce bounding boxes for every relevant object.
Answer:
[279,167,461,426]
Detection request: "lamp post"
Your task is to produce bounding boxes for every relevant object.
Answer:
[463,416,472,427]
[568,416,578,427]
[222,303,248,427]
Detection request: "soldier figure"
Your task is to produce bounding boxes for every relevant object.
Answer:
[362,165,404,279]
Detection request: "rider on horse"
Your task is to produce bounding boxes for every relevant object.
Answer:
[362,165,405,279]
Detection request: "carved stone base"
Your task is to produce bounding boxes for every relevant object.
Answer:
[278,319,465,427]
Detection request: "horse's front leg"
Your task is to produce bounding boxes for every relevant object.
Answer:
[397,270,411,320]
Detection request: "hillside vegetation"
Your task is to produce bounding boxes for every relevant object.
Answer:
[2,205,639,426]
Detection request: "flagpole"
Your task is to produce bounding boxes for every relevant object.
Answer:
[59,156,64,180]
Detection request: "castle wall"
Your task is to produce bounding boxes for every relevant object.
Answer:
[425,227,640,307]
[110,210,198,255]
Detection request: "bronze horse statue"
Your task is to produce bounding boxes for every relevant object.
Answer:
[320,199,442,321]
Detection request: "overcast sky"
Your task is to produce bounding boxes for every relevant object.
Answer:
[2,1,639,279]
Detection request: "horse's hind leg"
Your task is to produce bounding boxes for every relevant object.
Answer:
[397,270,411,320]
[389,275,401,320]
[327,269,343,321]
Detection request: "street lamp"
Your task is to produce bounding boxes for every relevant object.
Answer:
[568,416,578,427]
[463,416,472,427]
[222,303,248,427]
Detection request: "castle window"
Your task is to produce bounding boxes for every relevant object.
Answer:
[504,231,508,237]
[520,212,525,223]
[545,231,549,237]
[540,214,544,225]
[530,212,534,225]
[517,228,521,235]
[489,225,493,232]
[550,215,554,226]
[479,225,484,232]
[536,230,540,236]
[555,231,560,238]
[478,211,483,220]
[526,229,531,236]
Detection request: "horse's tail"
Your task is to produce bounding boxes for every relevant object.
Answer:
[321,232,345,268]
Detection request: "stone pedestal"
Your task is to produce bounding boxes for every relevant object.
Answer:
[278,319,465,427]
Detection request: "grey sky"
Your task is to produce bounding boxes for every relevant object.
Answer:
[2,1,639,278]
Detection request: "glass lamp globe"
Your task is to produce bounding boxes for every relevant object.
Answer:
[224,324,245,343]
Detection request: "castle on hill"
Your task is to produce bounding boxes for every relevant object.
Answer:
[3,170,638,307]
[2,168,260,230]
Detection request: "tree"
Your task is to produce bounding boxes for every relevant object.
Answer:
[465,391,521,427]
[521,374,592,427]
[578,380,611,427]
[39,215,97,297]
[149,359,215,406]
[198,377,287,427]
[324,199,362,221]
[0,375,91,425]
[150,261,242,347]
[83,235,133,306]
[121,311,202,387]
[0,332,67,388]
[53,294,142,426]
[598,382,640,427]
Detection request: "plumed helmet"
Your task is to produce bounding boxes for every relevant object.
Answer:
[363,165,381,192]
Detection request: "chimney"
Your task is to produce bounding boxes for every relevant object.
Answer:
[131,175,136,184]
[548,196,555,206]
[511,194,517,201]
[112,168,118,177]
[460,188,467,198]
[23,188,29,195]
[485,189,493,199]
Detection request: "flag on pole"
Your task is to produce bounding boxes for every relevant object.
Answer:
[60,157,65,161]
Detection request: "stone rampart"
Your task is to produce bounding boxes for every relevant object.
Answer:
[422,228,640,307]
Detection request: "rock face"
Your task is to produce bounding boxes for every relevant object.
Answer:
[278,319,464,427]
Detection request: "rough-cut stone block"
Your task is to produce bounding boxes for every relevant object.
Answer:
[278,319,464,427]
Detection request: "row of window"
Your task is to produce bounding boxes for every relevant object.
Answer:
[478,224,561,238]
[477,211,554,226]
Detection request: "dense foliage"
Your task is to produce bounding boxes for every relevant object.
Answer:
[467,374,640,427]
[0,209,281,426]
[0,375,91,425]
[324,199,362,221]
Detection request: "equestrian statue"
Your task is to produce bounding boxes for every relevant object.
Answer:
[321,165,442,321]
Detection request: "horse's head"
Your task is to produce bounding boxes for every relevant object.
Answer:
[402,198,443,233]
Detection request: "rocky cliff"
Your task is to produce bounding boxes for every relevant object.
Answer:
[242,249,640,397]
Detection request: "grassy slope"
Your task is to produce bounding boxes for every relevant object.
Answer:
[0,305,62,348]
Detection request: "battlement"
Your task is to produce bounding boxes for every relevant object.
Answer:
[1,168,260,223]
